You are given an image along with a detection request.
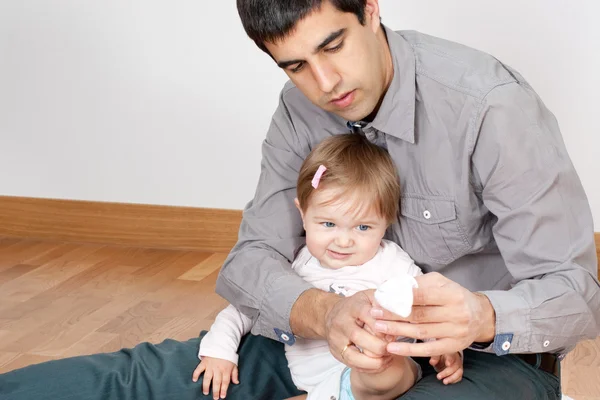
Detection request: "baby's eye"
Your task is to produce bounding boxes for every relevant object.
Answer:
[357,225,370,231]
[322,222,336,228]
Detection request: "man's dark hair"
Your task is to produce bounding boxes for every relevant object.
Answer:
[237,0,367,54]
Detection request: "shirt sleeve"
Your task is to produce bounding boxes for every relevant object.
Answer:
[471,81,600,356]
[198,305,255,365]
[215,88,313,344]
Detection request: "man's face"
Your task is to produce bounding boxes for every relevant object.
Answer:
[264,0,392,122]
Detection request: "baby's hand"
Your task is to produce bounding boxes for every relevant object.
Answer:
[429,351,463,385]
[192,356,239,399]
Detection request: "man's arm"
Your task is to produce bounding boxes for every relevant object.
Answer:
[215,88,313,343]
[472,80,600,355]
[375,79,598,359]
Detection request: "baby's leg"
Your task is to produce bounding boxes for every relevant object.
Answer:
[285,395,307,400]
[350,355,418,400]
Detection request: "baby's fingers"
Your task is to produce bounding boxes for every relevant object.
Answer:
[202,370,213,396]
[443,368,464,385]
[429,356,440,367]
[220,374,231,399]
[192,363,206,382]
[232,366,239,385]
[436,363,459,381]
[212,372,222,400]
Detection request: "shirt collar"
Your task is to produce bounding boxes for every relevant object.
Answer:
[349,26,416,144]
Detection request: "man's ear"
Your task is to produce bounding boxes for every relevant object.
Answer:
[364,0,382,33]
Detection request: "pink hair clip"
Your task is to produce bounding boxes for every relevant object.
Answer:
[311,165,327,189]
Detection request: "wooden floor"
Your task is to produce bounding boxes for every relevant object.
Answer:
[0,238,599,399]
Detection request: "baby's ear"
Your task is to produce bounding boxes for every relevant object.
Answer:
[294,198,304,218]
[294,198,306,229]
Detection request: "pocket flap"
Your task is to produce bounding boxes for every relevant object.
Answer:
[400,195,457,225]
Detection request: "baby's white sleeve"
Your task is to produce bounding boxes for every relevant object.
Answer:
[197,304,254,365]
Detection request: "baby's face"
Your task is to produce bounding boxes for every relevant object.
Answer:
[298,187,388,269]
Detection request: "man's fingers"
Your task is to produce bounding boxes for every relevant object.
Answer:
[341,345,391,371]
[414,272,449,288]
[371,305,456,324]
[387,338,461,357]
[375,321,458,341]
[342,326,388,358]
[412,286,464,307]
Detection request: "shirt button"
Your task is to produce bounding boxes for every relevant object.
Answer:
[423,210,431,219]
[543,340,550,348]
[502,341,511,351]
[280,333,290,341]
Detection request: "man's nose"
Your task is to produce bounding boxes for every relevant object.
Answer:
[312,62,341,94]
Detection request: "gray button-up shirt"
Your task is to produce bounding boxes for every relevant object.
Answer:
[216,27,599,356]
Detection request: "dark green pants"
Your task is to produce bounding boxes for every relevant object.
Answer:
[0,331,561,399]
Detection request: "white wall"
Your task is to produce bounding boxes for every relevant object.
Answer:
[1,1,598,228]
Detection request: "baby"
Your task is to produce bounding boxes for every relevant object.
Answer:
[194,134,463,399]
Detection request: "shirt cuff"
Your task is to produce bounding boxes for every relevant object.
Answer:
[476,290,531,355]
[252,273,313,345]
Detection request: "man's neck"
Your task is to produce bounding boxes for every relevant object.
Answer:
[364,26,394,123]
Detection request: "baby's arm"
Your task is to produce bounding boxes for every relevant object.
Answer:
[194,304,254,399]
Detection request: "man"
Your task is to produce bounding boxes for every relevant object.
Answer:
[216,0,599,398]
[1,1,597,399]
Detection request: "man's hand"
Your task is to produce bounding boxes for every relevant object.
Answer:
[429,352,464,385]
[325,290,394,372]
[371,272,496,357]
[290,288,392,373]
[192,357,239,400]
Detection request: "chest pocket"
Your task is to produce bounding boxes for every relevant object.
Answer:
[399,195,470,264]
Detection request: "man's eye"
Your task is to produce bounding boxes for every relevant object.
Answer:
[290,62,305,73]
[325,42,344,53]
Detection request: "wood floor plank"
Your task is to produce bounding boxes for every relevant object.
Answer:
[9,295,110,355]
[0,354,57,373]
[96,301,173,348]
[0,241,64,273]
[0,244,104,302]
[0,352,20,369]
[0,264,40,284]
[59,331,120,357]
[143,317,210,344]
[178,253,228,281]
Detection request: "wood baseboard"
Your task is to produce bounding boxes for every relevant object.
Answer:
[0,196,242,253]
[0,196,598,275]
